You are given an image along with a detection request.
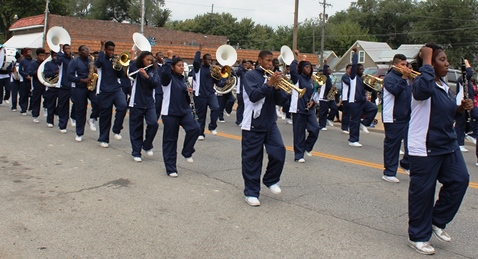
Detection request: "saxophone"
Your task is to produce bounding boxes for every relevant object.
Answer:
[87,55,98,91]
[326,74,338,101]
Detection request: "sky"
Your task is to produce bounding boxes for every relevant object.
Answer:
[163,0,353,28]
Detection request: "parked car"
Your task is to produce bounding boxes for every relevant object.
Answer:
[445,69,460,93]
[333,72,345,91]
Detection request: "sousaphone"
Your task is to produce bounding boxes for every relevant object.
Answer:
[278,45,294,72]
[38,26,71,87]
[213,44,237,95]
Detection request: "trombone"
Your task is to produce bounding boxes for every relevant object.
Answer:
[392,65,420,79]
[260,66,306,98]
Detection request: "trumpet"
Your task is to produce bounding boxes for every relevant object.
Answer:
[260,66,306,98]
[392,65,420,79]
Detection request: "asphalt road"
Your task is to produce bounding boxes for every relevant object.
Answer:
[1,106,477,258]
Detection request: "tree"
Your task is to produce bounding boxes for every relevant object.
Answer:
[0,0,69,42]
[325,20,376,56]
[127,0,170,27]
[409,0,478,67]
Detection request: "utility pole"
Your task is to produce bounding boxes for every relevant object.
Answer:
[292,0,299,50]
[209,4,214,36]
[319,0,331,68]
[42,0,50,49]
[141,0,145,34]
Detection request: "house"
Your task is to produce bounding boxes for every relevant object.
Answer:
[4,14,319,66]
[318,50,339,70]
[331,40,422,72]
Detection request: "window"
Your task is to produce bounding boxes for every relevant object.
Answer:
[350,50,366,63]
[359,51,365,63]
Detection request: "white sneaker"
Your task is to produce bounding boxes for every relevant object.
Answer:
[185,157,193,163]
[281,113,286,120]
[349,142,362,147]
[43,108,47,117]
[47,123,54,128]
[75,135,82,142]
[321,127,327,131]
[465,134,477,144]
[114,134,122,140]
[145,149,154,156]
[211,130,217,135]
[133,157,142,162]
[88,118,97,131]
[408,240,435,255]
[432,225,451,242]
[360,123,369,133]
[296,158,305,163]
[100,142,109,148]
[382,175,400,183]
[327,119,334,127]
[342,130,349,134]
[399,150,405,155]
[168,172,178,178]
[5,100,10,104]
[286,118,293,125]
[245,196,260,206]
[476,162,478,167]
[71,119,76,127]
[21,112,27,116]
[218,119,225,123]
[459,146,468,152]
[198,135,205,140]
[305,151,312,157]
[268,183,282,194]
[60,129,67,134]
[33,117,39,123]
[11,109,17,112]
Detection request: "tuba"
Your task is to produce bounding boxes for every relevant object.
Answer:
[278,45,294,72]
[212,44,237,95]
[363,74,383,92]
[125,32,152,77]
[38,27,71,87]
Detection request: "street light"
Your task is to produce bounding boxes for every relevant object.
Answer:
[13,14,19,22]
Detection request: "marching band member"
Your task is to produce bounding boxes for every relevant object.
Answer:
[234,59,249,126]
[43,50,61,128]
[7,52,22,111]
[18,48,33,115]
[406,44,472,255]
[192,44,222,140]
[161,51,200,177]
[0,56,11,106]
[241,50,287,206]
[348,47,378,147]
[454,59,474,152]
[381,54,411,183]
[154,51,164,120]
[127,51,160,162]
[216,74,236,123]
[95,40,128,148]
[317,59,338,130]
[68,45,96,142]
[28,48,46,124]
[55,44,77,133]
[289,50,320,163]
[340,64,353,134]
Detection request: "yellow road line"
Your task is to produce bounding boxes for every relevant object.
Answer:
[214,131,478,189]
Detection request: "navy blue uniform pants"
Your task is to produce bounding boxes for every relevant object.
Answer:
[217,92,235,120]
[348,101,378,143]
[72,87,98,137]
[30,84,44,118]
[383,122,409,176]
[341,101,350,131]
[155,93,163,120]
[292,111,320,160]
[19,80,31,113]
[162,114,200,174]
[318,100,338,128]
[44,87,71,129]
[241,126,286,198]
[97,89,127,143]
[129,106,159,157]
[9,80,19,110]
[408,152,469,242]
[235,94,244,125]
[0,78,10,104]
[455,111,466,146]
[193,94,219,137]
